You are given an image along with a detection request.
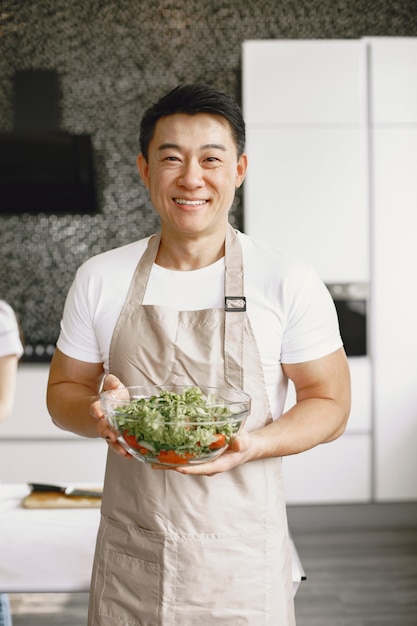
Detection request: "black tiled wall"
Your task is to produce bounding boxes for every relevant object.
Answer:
[0,0,416,358]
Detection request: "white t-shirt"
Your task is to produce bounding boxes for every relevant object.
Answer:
[57,231,342,418]
[0,301,23,359]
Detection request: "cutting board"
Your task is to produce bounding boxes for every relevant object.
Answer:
[22,491,102,509]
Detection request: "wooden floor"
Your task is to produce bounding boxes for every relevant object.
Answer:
[9,528,417,625]
[293,529,417,626]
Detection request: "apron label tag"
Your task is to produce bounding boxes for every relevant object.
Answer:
[225,296,246,312]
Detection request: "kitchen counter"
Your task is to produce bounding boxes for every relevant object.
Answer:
[0,483,101,593]
[0,483,305,595]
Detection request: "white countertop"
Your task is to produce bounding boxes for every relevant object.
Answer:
[0,483,100,593]
[0,483,305,595]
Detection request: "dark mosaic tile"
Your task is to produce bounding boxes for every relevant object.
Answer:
[0,0,416,351]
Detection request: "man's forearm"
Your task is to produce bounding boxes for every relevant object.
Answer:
[47,382,100,438]
[251,396,349,460]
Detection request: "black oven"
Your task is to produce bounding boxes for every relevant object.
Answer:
[326,283,369,357]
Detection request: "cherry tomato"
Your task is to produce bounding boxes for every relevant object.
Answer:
[208,433,227,450]
[156,450,195,465]
[122,432,149,455]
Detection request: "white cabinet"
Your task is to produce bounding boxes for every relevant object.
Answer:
[244,126,368,282]
[283,357,372,504]
[373,360,417,501]
[242,39,369,284]
[0,364,108,483]
[0,440,107,484]
[369,37,417,501]
[371,128,417,359]
[368,37,417,124]
[243,37,417,503]
[243,39,371,504]
[243,39,367,125]
[283,434,372,504]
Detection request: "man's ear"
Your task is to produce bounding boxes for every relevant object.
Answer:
[235,153,248,189]
[136,154,150,188]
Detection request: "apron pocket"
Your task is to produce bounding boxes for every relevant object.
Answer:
[98,548,160,625]
[173,532,268,625]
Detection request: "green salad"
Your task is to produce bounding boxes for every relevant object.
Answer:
[112,386,243,463]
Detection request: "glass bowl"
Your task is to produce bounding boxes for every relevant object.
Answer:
[100,384,251,466]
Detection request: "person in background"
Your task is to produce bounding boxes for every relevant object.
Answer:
[47,83,351,625]
[0,300,24,626]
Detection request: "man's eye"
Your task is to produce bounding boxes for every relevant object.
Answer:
[165,156,180,162]
[205,156,220,163]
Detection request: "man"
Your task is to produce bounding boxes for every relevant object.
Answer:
[47,83,350,625]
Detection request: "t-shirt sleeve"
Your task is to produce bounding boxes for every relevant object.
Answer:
[280,265,343,364]
[55,239,148,368]
[0,301,24,359]
[56,265,104,363]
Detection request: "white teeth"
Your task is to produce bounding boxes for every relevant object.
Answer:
[175,199,206,206]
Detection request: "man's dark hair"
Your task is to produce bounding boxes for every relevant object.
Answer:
[139,83,246,160]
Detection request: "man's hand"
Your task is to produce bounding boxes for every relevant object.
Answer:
[153,430,255,476]
[90,374,133,458]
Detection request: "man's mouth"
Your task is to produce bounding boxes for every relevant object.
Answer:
[174,199,207,206]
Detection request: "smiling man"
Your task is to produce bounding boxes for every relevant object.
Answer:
[47,83,351,626]
[137,109,247,268]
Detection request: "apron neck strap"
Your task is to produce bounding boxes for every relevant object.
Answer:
[224,224,246,390]
[124,225,246,389]
[126,232,162,303]
[129,225,245,305]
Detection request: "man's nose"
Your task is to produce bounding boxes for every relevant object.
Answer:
[178,161,204,188]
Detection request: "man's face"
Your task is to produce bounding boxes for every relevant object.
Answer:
[137,113,247,239]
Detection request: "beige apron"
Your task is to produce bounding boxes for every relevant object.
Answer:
[88,225,295,626]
